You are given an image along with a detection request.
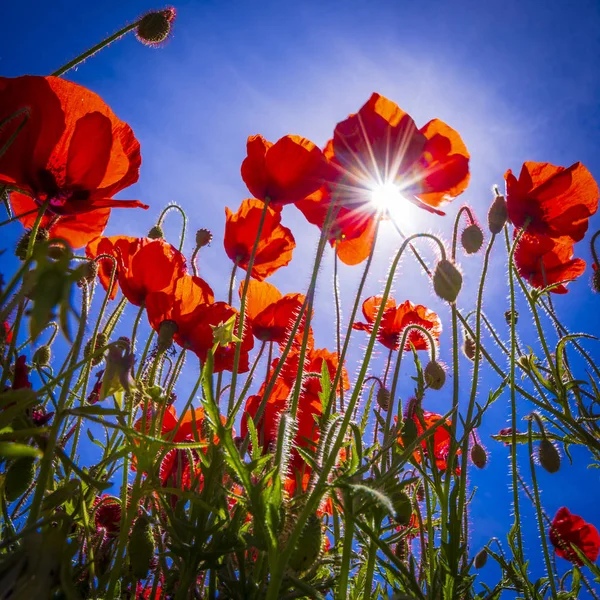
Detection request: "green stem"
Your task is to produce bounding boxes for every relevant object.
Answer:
[156,204,187,253]
[337,492,354,600]
[333,249,343,410]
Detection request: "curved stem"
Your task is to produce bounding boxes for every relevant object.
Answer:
[156,204,187,253]
[451,204,478,261]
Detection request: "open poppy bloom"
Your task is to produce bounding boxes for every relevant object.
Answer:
[224,199,295,280]
[505,161,599,242]
[549,507,600,565]
[93,495,122,537]
[353,296,442,351]
[86,236,187,305]
[241,134,330,206]
[0,76,146,248]
[241,280,306,344]
[1,322,12,345]
[514,232,586,294]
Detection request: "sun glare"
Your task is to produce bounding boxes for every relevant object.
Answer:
[370,182,403,213]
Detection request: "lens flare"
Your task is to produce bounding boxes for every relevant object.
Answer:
[370,182,402,213]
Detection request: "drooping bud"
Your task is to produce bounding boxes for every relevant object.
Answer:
[433,259,462,303]
[488,194,508,234]
[147,225,164,240]
[128,514,155,579]
[424,361,446,390]
[195,228,213,248]
[136,8,176,47]
[474,548,488,569]
[377,386,391,411]
[32,345,51,367]
[463,335,478,361]
[538,439,560,473]
[289,514,323,572]
[504,309,518,326]
[461,224,484,254]
[84,332,108,366]
[592,266,600,293]
[77,260,98,287]
[47,241,72,262]
[15,228,50,260]
[157,320,178,352]
[470,443,487,469]
[391,490,413,526]
[4,457,36,502]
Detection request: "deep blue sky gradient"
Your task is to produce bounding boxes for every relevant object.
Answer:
[2,0,600,595]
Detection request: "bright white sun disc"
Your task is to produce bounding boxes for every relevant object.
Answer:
[370,182,402,211]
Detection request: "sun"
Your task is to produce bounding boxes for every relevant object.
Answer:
[370,182,403,213]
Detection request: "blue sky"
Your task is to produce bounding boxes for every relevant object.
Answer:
[3,0,600,595]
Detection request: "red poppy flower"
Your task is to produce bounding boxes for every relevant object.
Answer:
[241,134,330,206]
[242,280,306,344]
[0,76,146,248]
[224,199,295,280]
[353,296,442,351]
[514,232,586,294]
[398,409,460,473]
[93,495,122,537]
[549,507,600,565]
[86,236,187,305]
[505,161,599,242]
[12,355,31,390]
[1,322,12,345]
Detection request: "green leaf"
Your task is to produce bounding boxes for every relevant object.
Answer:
[0,441,42,459]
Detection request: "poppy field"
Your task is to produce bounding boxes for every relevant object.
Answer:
[1,5,600,599]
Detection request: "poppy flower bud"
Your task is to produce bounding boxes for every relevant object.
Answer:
[147,225,164,240]
[461,224,484,254]
[15,228,50,260]
[538,438,560,473]
[377,386,391,411]
[474,548,488,569]
[470,443,487,469]
[47,242,72,262]
[424,361,446,390]
[84,332,108,366]
[289,514,322,572]
[77,260,98,287]
[463,335,478,361]
[505,309,518,326]
[433,259,462,304]
[157,320,178,352]
[416,483,425,502]
[32,345,51,367]
[128,514,155,579]
[391,490,413,526]
[4,457,36,502]
[136,7,176,47]
[488,194,508,234]
[395,540,408,561]
[195,228,213,248]
[592,267,600,294]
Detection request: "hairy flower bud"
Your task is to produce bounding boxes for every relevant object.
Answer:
[416,483,425,502]
[488,194,508,234]
[32,345,51,367]
[505,309,518,326]
[433,259,462,303]
[195,228,213,248]
[377,386,391,411]
[463,335,478,361]
[84,332,108,366]
[461,224,484,254]
[5,457,36,502]
[395,540,408,561]
[15,228,50,260]
[129,514,155,579]
[424,361,446,390]
[592,267,600,293]
[158,320,178,352]
[136,8,176,46]
[392,490,413,526]
[147,225,164,240]
[474,548,488,569]
[289,514,322,572]
[538,438,560,473]
[470,443,487,469]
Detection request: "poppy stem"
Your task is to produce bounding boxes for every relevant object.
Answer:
[51,20,142,78]
[157,204,187,252]
[333,250,343,410]
[451,205,478,261]
[0,208,39,227]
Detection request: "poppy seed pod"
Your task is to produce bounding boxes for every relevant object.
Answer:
[470,443,487,469]
[195,228,213,248]
[128,514,155,579]
[461,224,484,254]
[424,361,446,390]
[289,514,322,572]
[538,439,560,473]
[592,268,600,294]
[32,345,51,367]
[136,8,176,46]
[147,225,164,239]
[158,320,178,352]
[433,259,462,303]
[474,548,488,569]
[488,194,508,234]
[15,228,50,260]
[377,386,391,411]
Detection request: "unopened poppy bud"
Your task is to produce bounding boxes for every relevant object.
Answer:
[463,335,478,361]
[416,483,425,502]
[15,228,50,260]
[538,439,560,473]
[77,260,98,287]
[128,514,155,579]
[158,320,178,352]
[488,194,508,234]
[505,309,518,326]
[84,332,108,366]
[474,548,488,569]
[377,386,391,411]
[5,457,36,502]
[424,361,446,390]
[47,242,72,261]
[195,228,213,248]
[32,345,51,367]
[592,267,600,293]
[289,514,322,572]
[461,224,484,254]
[136,7,176,46]
[147,225,164,239]
[395,540,408,561]
[433,259,462,303]
[470,443,487,469]
[392,490,413,526]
